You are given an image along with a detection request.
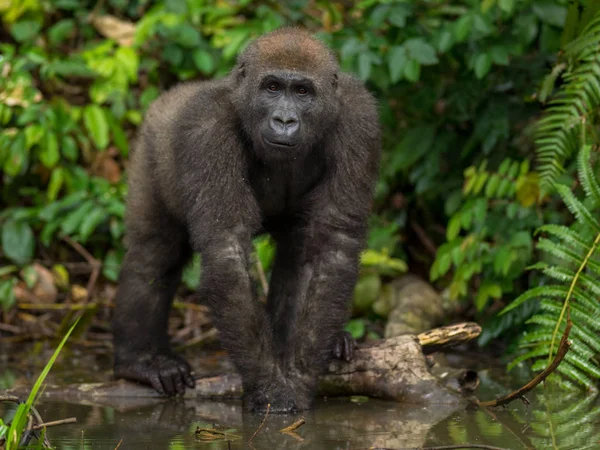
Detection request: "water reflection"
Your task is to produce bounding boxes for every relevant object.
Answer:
[3,360,600,449]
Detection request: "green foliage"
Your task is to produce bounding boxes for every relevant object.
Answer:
[431,158,542,309]
[504,145,600,388]
[535,8,600,189]
[0,0,576,349]
[3,318,79,450]
[515,390,600,449]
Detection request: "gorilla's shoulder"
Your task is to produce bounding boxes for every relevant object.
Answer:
[146,78,234,125]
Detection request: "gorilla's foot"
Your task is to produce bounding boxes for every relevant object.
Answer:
[114,352,195,396]
[243,375,314,413]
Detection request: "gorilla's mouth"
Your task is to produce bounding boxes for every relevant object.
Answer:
[264,138,297,148]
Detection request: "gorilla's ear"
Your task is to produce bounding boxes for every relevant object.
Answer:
[332,73,338,89]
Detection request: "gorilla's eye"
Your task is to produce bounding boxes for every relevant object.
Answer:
[297,87,308,95]
[267,83,279,92]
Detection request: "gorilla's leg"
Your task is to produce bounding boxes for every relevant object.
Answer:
[266,234,355,364]
[197,232,298,413]
[112,220,194,396]
[275,225,362,408]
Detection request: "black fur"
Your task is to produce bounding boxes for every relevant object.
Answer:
[112,28,381,413]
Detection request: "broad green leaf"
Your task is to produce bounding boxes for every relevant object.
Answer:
[21,265,38,289]
[40,130,60,168]
[434,30,454,53]
[0,279,16,311]
[388,5,411,28]
[357,52,372,80]
[475,282,502,312]
[474,53,492,79]
[60,200,96,235]
[115,46,139,81]
[176,24,201,48]
[24,125,44,148]
[454,14,473,42]
[403,38,438,65]
[5,133,28,177]
[2,220,35,265]
[79,207,108,242]
[103,250,123,282]
[47,167,65,201]
[10,20,42,42]
[83,105,109,150]
[481,0,496,14]
[107,114,129,156]
[498,0,514,13]
[388,46,407,83]
[446,214,462,240]
[490,46,510,65]
[193,49,215,74]
[532,2,567,27]
[345,319,366,340]
[48,19,75,46]
[404,59,420,82]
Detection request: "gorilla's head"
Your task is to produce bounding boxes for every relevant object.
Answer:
[232,28,341,158]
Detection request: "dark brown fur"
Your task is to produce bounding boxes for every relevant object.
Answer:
[112,28,381,413]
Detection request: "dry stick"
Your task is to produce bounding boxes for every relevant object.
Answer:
[279,418,305,442]
[478,320,572,408]
[18,303,98,311]
[32,417,77,430]
[247,403,271,445]
[372,445,511,450]
[113,438,124,450]
[279,418,305,433]
[0,395,57,448]
[62,236,101,304]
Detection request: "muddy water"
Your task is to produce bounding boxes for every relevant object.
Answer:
[2,347,600,449]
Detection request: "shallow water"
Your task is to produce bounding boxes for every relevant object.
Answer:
[2,347,600,449]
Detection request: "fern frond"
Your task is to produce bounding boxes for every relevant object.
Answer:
[535,9,600,189]
[510,140,600,388]
[578,145,600,205]
[537,224,591,252]
[554,184,600,232]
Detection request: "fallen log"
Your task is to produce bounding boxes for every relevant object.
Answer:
[4,322,481,406]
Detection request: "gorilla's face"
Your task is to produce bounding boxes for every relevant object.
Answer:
[235,68,338,159]
[255,71,315,151]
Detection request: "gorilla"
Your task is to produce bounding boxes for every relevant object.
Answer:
[112,27,381,413]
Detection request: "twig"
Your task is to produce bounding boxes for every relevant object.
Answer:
[371,445,511,450]
[478,320,572,408]
[279,418,305,442]
[18,302,98,311]
[114,438,124,449]
[0,322,22,333]
[279,418,305,433]
[32,417,77,430]
[247,403,270,445]
[62,236,101,304]
[410,220,437,256]
[0,395,67,447]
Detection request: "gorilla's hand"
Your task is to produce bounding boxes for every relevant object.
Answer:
[114,352,195,396]
[332,330,355,362]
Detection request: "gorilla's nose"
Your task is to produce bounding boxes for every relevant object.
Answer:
[270,110,299,135]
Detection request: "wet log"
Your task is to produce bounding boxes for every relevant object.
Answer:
[4,322,480,406]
